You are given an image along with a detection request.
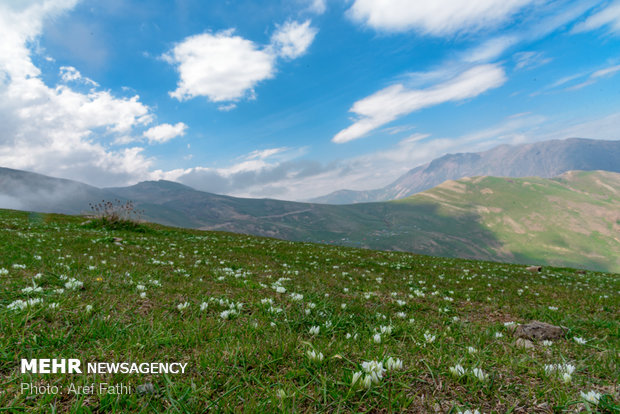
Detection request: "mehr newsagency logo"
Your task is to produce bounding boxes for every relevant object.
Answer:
[21,358,187,374]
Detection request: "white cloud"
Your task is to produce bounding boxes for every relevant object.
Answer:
[540,111,620,141]
[464,36,518,63]
[0,0,169,187]
[164,30,275,103]
[59,65,80,81]
[246,148,287,160]
[573,1,620,34]
[333,64,507,143]
[306,0,326,14]
[165,21,317,104]
[59,66,99,86]
[143,122,188,144]
[271,20,317,59]
[513,51,552,70]
[152,147,322,198]
[592,63,620,77]
[217,103,237,112]
[552,62,620,91]
[347,0,534,36]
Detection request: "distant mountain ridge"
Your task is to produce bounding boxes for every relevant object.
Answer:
[310,138,620,204]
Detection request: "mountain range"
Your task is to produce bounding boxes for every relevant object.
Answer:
[310,138,620,203]
[1,137,619,272]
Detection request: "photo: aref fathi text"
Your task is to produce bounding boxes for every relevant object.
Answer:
[21,382,132,395]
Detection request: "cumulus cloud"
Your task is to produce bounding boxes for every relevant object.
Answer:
[143,122,188,144]
[0,0,163,187]
[164,30,275,103]
[271,20,317,59]
[347,0,534,36]
[333,64,507,143]
[164,20,317,104]
[573,1,620,34]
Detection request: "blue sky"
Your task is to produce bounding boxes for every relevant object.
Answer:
[1,0,619,200]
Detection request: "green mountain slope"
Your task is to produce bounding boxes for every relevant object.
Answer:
[397,170,620,272]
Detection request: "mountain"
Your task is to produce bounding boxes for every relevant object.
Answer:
[0,167,112,214]
[1,165,619,272]
[310,138,620,204]
[395,170,620,272]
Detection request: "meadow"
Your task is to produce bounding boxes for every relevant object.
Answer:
[0,209,617,413]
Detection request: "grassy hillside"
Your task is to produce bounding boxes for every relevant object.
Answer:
[399,171,620,273]
[0,209,618,412]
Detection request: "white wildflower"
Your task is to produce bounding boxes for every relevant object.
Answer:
[450,364,465,377]
[385,357,403,371]
[361,360,386,384]
[290,293,303,301]
[306,349,324,362]
[64,278,83,290]
[580,390,601,404]
[472,368,488,381]
[22,285,43,294]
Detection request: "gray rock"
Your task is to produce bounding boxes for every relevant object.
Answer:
[516,338,535,349]
[526,266,542,273]
[515,320,566,340]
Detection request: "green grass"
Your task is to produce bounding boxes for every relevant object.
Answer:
[0,209,618,413]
